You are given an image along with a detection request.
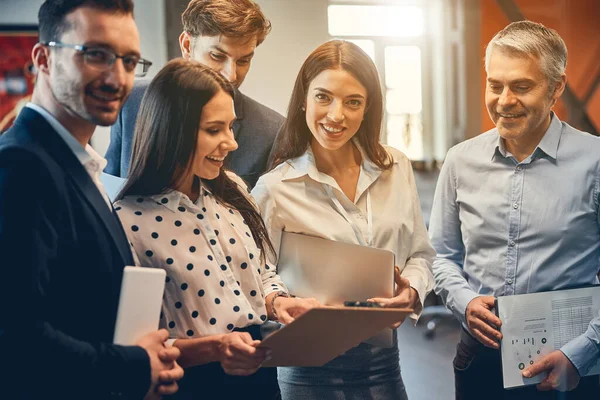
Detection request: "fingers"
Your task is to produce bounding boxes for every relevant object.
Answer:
[235,332,258,346]
[470,304,502,328]
[221,333,268,364]
[536,379,554,391]
[394,269,410,291]
[536,369,561,392]
[158,346,180,363]
[523,355,551,379]
[470,327,499,349]
[369,291,411,309]
[367,297,390,306]
[480,295,497,308]
[155,328,170,342]
[277,309,295,324]
[157,381,179,396]
[158,363,184,384]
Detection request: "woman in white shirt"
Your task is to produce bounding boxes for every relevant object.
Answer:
[251,40,435,399]
[114,59,317,399]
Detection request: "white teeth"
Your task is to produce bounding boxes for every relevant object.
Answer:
[322,124,343,133]
[499,113,521,118]
[206,156,225,162]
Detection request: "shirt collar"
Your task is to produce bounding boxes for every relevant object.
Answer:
[282,138,394,193]
[25,103,93,166]
[149,183,213,213]
[493,112,562,161]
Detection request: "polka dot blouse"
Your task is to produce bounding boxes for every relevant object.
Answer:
[114,180,288,338]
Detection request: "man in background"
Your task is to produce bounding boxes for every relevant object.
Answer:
[0,1,183,398]
[430,20,600,399]
[106,0,284,188]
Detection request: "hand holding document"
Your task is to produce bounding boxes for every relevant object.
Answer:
[496,286,600,389]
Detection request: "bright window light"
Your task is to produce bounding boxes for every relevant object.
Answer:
[385,46,422,114]
[387,114,424,160]
[328,5,424,37]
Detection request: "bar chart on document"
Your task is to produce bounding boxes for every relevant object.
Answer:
[497,287,600,389]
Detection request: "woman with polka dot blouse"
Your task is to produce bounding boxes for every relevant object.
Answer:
[252,41,436,399]
[114,59,318,399]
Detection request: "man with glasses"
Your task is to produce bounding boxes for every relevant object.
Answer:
[105,0,284,189]
[0,1,183,399]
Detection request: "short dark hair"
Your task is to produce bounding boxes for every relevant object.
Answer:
[38,0,134,42]
[182,0,271,46]
[269,40,392,171]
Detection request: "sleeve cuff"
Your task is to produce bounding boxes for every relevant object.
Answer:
[452,289,479,326]
[405,278,426,323]
[560,334,600,376]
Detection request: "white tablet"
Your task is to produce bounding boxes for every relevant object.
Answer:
[113,266,166,345]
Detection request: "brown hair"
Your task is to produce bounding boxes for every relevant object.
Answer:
[182,0,271,46]
[38,0,133,42]
[118,58,274,259]
[269,40,392,170]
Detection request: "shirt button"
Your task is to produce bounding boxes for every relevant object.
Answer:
[513,203,519,209]
[516,166,522,171]
[509,240,516,247]
[507,279,513,284]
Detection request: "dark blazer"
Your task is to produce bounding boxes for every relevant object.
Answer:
[0,108,150,399]
[105,80,284,188]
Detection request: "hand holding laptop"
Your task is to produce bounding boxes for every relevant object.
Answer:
[367,266,419,328]
[272,296,321,324]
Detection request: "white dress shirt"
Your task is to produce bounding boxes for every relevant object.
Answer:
[25,103,111,208]
[115,175,288,338]
[252,140,435,320]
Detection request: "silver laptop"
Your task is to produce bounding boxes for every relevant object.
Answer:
[277,231,396,347]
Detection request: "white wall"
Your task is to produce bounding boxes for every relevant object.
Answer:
[0,0,168,155]
[241,0,331,116]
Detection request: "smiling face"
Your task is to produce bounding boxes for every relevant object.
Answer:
[192,89,238,180]
[305,68,367,154]
[181,33,256,89]
[485,47,564,144]
[47,7,139,127]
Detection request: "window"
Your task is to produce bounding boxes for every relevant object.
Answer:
[328,5,424,37]
[328,3,427,160]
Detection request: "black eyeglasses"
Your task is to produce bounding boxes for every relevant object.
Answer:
[41,41,153,77]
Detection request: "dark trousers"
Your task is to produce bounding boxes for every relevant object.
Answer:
[454,328,599,400]
[168,324,281,400]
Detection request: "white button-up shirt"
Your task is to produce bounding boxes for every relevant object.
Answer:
[115,177,288,338]
[252,141,434,320]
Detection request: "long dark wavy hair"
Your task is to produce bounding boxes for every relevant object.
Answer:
[117,58,274,259]
[268,40,392,170]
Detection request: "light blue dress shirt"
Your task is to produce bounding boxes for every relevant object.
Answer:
[430,113,600,375]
